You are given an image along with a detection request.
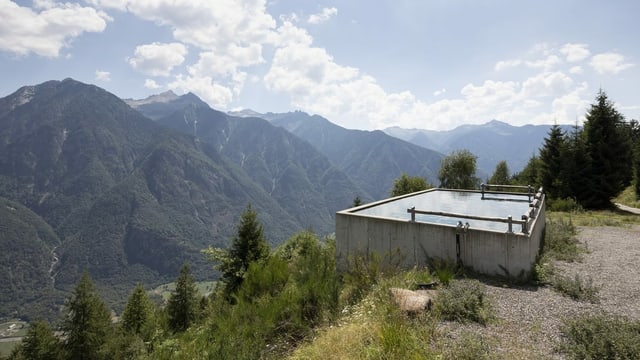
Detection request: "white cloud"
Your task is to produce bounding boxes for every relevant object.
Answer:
[569,66,583,74]
[0,0,110,57]
[521,71,573,98]
[95,70,111,81]
[494,59,521,71]
[308,7,338,24]
[560,43,590,62]
[525,55,562,71]
[169,75,233,108]
[433,88,446,96]
[590,52,634,74]
[128,42,187,77]
[144,79,161,89]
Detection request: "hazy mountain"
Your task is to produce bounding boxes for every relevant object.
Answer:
[237,111,445,200]
[0,79,316,320]
[129,94,368,233]
[384,120,574,176]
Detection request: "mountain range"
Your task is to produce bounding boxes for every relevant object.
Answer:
[0,79,559,321]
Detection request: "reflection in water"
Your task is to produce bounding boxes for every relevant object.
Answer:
[355,190,532,232]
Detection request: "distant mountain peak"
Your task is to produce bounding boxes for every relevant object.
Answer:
[227,109,264,118]
[125,90,179,106]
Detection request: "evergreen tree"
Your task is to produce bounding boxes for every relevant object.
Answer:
[630,119,640,199]
[62,272,112,360]
[352,196,363,207]
[513,155,542,186]
[566,123,591,205]
[16,320,61,360]
[582,90,633,208]
[488,160,511,186]
[438,149,479,190]
[205,204,270,298]
[122,283,155,341]
[539,124,568,199]
[390,172,431,196]
[167,263,199,332]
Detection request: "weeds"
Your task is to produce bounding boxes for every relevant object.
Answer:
[559,314,640,359]
[552,274,599,303]
[435,279,494,325]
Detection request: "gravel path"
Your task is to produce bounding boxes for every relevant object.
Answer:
[439,225,640,359]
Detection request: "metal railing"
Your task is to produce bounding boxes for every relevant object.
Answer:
[406,185,544,234]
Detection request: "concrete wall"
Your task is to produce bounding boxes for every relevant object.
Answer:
[336,194,545,278]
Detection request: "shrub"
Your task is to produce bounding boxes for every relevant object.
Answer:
[543,218,586,262]
[431,257,459,285]
[552,274,599,303]
[560,314,640,359]
[435,279,494,325]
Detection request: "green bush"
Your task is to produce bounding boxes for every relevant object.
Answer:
[560,314,640,359]
[552,274,599,303]
[543,218,586,262]
[435,279,494,325]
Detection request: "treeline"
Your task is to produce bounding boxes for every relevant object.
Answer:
[516,90,638,209]
[5,205,341,360]
[388,90,639,210]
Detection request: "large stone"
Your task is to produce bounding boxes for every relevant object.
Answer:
[388,288,437,314]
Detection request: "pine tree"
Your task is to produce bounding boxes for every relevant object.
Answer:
[17,320,61,360]
[539,124,567,199]
[121,283,155,341]
[205,204,270,298]
[167,263,199,332]
[582,90,633,208]
[62,272,112,360]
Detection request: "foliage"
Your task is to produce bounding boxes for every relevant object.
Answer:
[167,264,199,333]
[204,204,270,299]
[542,218,584,262]
[435,279,494,325]
[61,272,113,360]
[438,149,480,190]
[552,274,599,303]
[121,283,156,341]
[487,160,511,186]
[512,155,542,187]
[390,172,431,197]
[352,195,363,207]
[560,314,640,360]
[582,90,633,208]
[13,320,61,360]
[539,124,568,199]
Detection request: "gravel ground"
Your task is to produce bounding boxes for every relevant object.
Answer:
[439,225,640,359]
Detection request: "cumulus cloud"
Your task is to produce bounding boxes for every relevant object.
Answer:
[169,75,233,108]
[494,59,522,71]
[525,55,562,71]
[590,52,634,74]
[433,88,446,96]
[560,43,590,62]
[95,70,111,81]
[144,79,161,89]
[0,0,110,57]
[569,66,583,74]
[308,7,338,24]
[128,42,187,77]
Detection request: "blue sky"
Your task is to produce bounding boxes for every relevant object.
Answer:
[1,0,638,130]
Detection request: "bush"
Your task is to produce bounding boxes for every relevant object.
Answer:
[435,279,494,325]
[552,274,599,303]
[543,218,586,262]
[548,197,583,212]
[560,314,640,359]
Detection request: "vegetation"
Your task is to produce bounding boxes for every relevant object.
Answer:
[487,160,511,186]
[560,314,640,359]
[61,272,113,360]
[552,274,599,303]
[390,172,432,196]
[204,204,271,299]
[516,90,638,209]
[438,149,480,189]
[435,279,494,325]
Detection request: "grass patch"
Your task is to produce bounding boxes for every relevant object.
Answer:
[615,185,640,208]
[0,340,21,358]
[559,314,640,359]
[552,274,599,303]
[150,281,216,302]
[549,209,640,227]
[435,279,494,325]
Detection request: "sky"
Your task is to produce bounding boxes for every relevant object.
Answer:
[1,0,638,131]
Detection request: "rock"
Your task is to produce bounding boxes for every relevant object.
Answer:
[389,288,437,314]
